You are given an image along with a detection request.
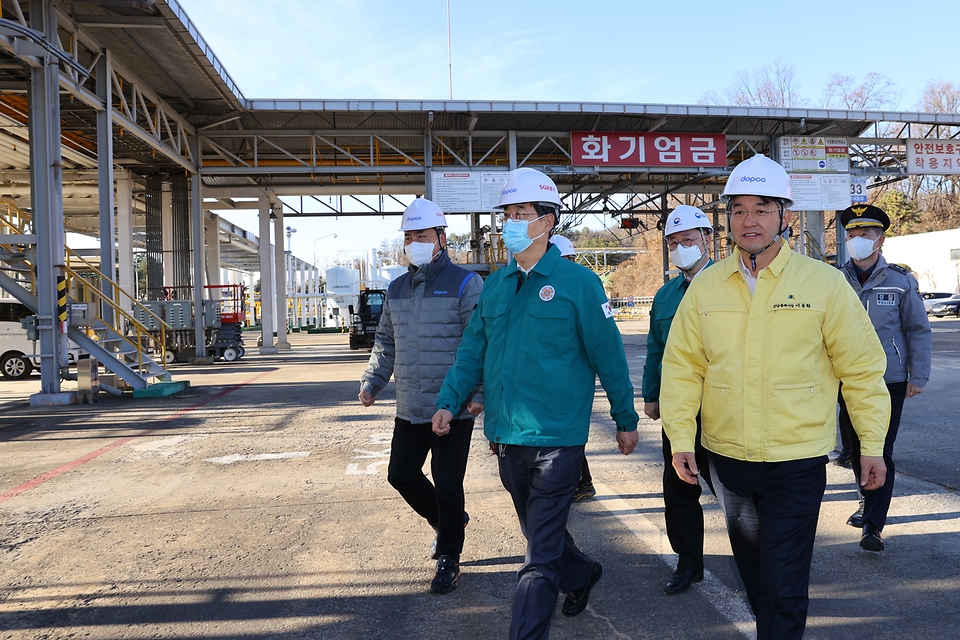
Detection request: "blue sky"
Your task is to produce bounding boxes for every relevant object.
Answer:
[179,0,959,265]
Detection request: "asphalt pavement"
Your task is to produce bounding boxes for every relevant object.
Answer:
[0,319,958,639]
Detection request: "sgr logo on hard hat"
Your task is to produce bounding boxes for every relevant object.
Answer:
[539,184,556,192]
[741,176,767,183]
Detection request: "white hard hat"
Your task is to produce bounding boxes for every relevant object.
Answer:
[663,205,713,237]
[549,235,575,257]
[399,198,447,231]
[720,155,794,209]
[495,168,562,210]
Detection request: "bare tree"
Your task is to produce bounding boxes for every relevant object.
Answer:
[821,72,900,110]
[698,60,805,107]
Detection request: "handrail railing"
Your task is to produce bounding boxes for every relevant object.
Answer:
[64,263,167,375]
[65,246,173,334]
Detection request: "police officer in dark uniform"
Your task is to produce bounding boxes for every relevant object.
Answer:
[837,204,932,552]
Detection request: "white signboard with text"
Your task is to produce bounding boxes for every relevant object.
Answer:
[905,139,960,174]
[788,173,851,211]
[431,171,509,212]
[779,136,849,173]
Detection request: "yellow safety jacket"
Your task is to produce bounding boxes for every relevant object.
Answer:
[661,241,890,462]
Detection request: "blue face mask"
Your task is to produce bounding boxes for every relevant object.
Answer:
[502,215,546,254]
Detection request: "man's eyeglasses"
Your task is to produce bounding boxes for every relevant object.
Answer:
[497,211,542,223]
[666,237,702,250]
[730,208,778,219]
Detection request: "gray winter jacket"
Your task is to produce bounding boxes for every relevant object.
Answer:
[360,251,483,423]
[840,254,932,386]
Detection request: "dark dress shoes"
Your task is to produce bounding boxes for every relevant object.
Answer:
[561,562,602,616]
[860,523,884,552]
[664,568,704,595]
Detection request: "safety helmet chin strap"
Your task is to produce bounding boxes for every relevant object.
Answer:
[735,200,787,271]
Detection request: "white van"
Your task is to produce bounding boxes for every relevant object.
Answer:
[0,299,81,380]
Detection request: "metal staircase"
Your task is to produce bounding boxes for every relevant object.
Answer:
[0,203,173,390]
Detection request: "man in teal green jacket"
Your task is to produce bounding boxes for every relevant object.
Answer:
[641,205,716,596]
[433,168,638,640]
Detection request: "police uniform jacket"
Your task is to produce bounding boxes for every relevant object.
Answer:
[360,250,483,423]
[839,254,932,386]
[661,241,890,461]
[436,243,639,447]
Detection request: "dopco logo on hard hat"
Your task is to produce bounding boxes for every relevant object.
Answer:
[503,188,517,195]
[409,216,422,220]
[741,176,766,183]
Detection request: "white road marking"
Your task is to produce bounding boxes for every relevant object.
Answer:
[593,481,756,639]
[345,460,390,475]
[204,451,310,465]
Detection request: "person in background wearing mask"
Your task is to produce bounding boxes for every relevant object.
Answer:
[661,155,890,640]
[837,204,931,552]
[641,206,716,595]
[550,235,597,502]
[432,168,639,640]
[358,198,483,595]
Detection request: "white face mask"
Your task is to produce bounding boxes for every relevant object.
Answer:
[669,244,704,271]
[846,235,878,261]
[404,240,437,267]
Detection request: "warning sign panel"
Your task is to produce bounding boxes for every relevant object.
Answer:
[779,137,849,173]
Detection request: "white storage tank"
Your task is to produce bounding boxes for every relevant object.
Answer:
[380,265,407,284]
[326,267,360,296]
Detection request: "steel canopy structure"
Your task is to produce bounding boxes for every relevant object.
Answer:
[1,0,959,401]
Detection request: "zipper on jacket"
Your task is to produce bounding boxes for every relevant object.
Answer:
[891,335,902,363]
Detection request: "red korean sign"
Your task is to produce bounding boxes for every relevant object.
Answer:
[571,131,727,168]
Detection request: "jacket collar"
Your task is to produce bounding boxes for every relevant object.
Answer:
[721,238,792,282]
[504,243,562,279]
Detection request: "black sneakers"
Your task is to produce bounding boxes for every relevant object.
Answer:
[430,511,470,560]
[431,554,460,594]
[572,482,597,502]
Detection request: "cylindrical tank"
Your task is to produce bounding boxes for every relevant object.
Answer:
[380,265,407,284]
[325,267,360,296]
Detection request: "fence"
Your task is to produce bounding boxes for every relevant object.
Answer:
[610,296,654,320]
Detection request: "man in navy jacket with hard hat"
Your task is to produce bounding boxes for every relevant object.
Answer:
[836,203,931,552]
[359,198,483,595]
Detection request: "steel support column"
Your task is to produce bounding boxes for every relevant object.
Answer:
[96,49,115,327]
[116,174,134,310]
[205,212,221,287]
[258,195,277,353]
[161,181,174,287]
[274,203,290,349]
[190,136,206,358]
[28,0,68,404]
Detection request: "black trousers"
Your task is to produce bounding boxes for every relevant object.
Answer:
[498,445,595,640]
[661,415,714,573]
[838,380,906,530]
[387,417,474,558]
[711,452,827,640]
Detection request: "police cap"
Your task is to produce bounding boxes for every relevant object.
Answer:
[839,204,890,231]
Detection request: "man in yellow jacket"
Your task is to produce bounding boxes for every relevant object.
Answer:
[661,155,890,640]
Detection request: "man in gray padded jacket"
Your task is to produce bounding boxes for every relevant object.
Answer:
[359,198,483,594]
[837,203,931,553]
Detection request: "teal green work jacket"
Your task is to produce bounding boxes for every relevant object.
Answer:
[641,261,713,403]
[436,243,639,447]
